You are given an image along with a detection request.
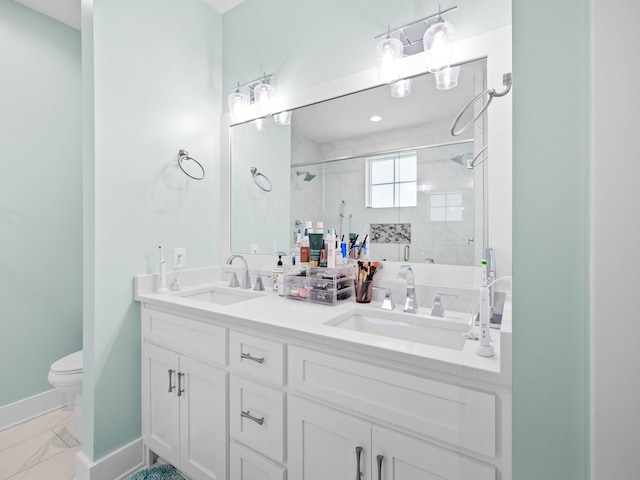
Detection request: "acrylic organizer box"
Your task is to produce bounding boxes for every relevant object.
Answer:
[284,264,355,305]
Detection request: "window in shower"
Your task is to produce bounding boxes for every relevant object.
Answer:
[366,151,417,208]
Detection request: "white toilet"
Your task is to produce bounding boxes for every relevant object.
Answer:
[48,350,83,440]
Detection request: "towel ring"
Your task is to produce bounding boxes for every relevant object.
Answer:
[469,145,489,169]
[250,166,272,192]
[178,149,205,180]
[451,73,512,137]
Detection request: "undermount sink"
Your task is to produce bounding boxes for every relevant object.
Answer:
[174,286,262,306]
[324,309,470,350]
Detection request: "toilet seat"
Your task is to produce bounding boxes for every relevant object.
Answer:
[50,350,83,375]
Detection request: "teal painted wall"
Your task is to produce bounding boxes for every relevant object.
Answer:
[512,1,590,479]
[0,0,82,407]
[83,0,222,460]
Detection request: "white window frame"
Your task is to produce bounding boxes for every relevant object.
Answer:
[365,151,417,209]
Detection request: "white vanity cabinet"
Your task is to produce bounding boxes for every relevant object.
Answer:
[141,307,228,480]
[138,299,510,480]
[288,396,495,480]
[287,346,499,480]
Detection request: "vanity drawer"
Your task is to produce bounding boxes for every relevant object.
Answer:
[230,375,285,463]
[142,307,226,365]
[288,346,496,458]
[229,331,285,385]
[230,441,286,480]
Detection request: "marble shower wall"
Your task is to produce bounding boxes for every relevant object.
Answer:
[290,120,476,265]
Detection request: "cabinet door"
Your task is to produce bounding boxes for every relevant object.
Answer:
[142,343,180,466]
[288,396,371,480]
[372,426,495,480]
[179,356,227,480]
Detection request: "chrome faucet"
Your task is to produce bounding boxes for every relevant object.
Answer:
[372,286,395,311]
[396,264,418,313]
[225,255,251,289]
[430,293,458,317]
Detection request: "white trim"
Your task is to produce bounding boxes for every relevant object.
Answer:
[75,438,144,480]
[0,388,66,431]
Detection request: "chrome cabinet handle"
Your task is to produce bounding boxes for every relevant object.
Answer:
[167,369,175,393]
[177,372,185,397]
[241,352,265,364]
[241,410,264,425]
[355,446,363,480]
[377,455,384,480]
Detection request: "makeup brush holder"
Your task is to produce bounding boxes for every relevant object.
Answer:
[355,279,374,303]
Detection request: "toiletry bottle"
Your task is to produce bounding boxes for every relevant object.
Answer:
[327,229,336,268]
[319,239,327,267]
[295,228,303,265]
[340,242,347,265]
[273,254,285,295]
[316,222,324,236]
[305,221,313,234]
[300,231,310,267]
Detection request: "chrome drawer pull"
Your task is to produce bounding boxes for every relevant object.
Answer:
[177,372,185,397]
[167,369,175,393]
[241,352,265,364]
[241,410,264,425]
[355,446,363,480]
[377,455,384,480]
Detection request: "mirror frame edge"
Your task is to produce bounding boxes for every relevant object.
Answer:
[220,25,512,276]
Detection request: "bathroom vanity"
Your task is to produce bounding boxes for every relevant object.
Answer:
[135,266,512,480]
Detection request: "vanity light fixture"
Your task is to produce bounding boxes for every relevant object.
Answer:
[390,78,413,97]
[376,25,404,84]
[435,65,460,90]
[253,78,275,117]
[274,110,292,125]
[370,115,382,122]
[253,117,266,131]
[229,73,287,126]
[228,81,250,123]
[423,8,456,73]
[374,5,457,95]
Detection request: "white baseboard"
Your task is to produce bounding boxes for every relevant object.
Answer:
[0,389,66,431]
[75,437,144,480]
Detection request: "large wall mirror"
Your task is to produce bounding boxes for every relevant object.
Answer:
[230,57,488,265]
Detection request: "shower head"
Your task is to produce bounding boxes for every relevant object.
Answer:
[450,152,473,166]
[450,152,476,169]
[296,171,316,181]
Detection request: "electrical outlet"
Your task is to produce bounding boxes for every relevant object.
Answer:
[173,248,186,269]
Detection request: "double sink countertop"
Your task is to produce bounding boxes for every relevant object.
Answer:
[135,266,512,386]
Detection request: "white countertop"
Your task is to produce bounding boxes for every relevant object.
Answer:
[135,266,512,387]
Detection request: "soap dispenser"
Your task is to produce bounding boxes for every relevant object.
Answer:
[273,252,286,296]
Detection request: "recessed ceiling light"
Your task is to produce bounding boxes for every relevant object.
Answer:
[370,115,382,122]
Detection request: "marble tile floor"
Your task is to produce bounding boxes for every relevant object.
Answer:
[0,409,80,480]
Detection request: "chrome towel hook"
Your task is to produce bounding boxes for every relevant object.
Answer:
[450,73,512,137]
[178,149,205,180]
